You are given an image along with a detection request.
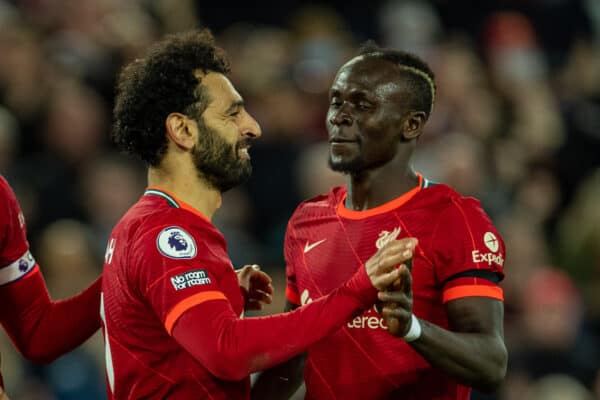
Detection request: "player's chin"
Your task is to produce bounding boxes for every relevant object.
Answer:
[328,155,361,174]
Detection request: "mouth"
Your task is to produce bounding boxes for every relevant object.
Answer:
[237,141,251,160]
[329,137,359,149]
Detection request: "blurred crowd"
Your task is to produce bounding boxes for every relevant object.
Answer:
[0,0,599,399]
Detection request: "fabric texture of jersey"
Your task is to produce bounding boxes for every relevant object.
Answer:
[101,188,247,399]
[0,176,102,388]
[285,176,506,400]
[102,187,383,399]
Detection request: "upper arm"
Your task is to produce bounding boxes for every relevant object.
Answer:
[446,297,504,338]
[432,198,506,305]
[134,224,234,336]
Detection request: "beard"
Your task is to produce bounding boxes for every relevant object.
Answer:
[192,119,252,192]
[328,155,365,174]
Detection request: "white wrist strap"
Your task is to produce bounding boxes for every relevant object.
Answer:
[403,314,422,342]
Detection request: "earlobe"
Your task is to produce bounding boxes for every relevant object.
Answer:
[166,113,196,150]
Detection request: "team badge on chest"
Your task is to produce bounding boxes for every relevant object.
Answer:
[375,226,402,249]
[156,226,197,259]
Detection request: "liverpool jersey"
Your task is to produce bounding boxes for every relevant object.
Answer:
[101,187,248,399]
[0,176,101,388]
[285,175,505,400]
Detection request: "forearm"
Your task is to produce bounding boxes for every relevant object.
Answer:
[0,273,102,363]
[410,318,507,392]
[174,271,375,381]
[251,353,306,400]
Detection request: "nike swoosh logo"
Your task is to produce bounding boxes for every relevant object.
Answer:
[304,239,327,253]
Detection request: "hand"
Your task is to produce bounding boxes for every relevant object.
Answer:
[237,265,274,311]
[377,261,414,337]
[365,238,418,290]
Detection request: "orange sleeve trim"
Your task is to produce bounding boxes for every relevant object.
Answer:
[443,285,503,303]
[164,290,227,334]
[286,286,301,305]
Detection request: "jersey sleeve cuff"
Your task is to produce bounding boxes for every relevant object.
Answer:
[164,290,227,334]
[442,285,504,303]
[0,251,39,286]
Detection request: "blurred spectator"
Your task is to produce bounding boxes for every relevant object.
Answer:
[0,1,598,397]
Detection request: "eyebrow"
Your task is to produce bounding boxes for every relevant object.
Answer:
[225,99,244,114]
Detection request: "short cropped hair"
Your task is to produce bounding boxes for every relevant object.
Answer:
[358,41,436,117]
[112,29,230,166]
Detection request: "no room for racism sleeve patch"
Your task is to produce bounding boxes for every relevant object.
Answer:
[170,269,212,291]
[156,226,197,259]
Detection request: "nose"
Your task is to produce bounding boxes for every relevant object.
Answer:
[329,104,353,126]
[241,110,262,139]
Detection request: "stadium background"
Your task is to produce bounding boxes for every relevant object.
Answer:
[1,0,599,398]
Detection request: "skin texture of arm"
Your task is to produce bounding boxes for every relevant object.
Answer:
[0,273,102,363]
[250,301,306,400]
[379,265,507,392]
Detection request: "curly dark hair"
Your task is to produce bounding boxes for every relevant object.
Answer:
[112,29,230,166]
[358,41,436,118]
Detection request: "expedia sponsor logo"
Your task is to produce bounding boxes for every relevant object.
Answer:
[170,269,211,291]
[472,231,503,266]
[347,305,388,330]
[472,250,504,266]
[483,232,499,252]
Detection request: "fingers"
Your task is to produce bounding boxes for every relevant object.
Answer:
[250,270,274,293]
[377,289,412,308]
[370,267,403,290]
[381,307,412,337]
[366,238,418,290]
[248,288,273,304]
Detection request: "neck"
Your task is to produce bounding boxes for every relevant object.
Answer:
[147,162,222,221]
[345,147,418,211]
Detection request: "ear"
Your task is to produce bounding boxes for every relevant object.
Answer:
[165,112,198,150]
[402,111,427,140]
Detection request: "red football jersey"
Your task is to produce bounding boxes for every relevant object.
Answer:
[0,176,101,388]
[101,187,248,399]
[286,175,506,400]
[101,186,380,399]
[0,176,38,287]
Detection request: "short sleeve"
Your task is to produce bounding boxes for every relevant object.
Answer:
[133,224,231,335]
[0,178,29,263]
[432,197,505,303]
[284,220,301,306]
[0,178,35,286]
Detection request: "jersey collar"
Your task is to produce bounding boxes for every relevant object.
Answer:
[144,186,210,223]
[337,173,430,220]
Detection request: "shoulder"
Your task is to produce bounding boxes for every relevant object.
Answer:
[0,176,17,210]
[131,207,221,259]
[419,184,488,217]
[289,186,344,224]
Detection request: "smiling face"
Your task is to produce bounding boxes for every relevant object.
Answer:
[326,56,418,174]
[190,72,261,192]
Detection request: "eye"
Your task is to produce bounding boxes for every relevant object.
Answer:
[358,102,372,111]
[330,98,342,107]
